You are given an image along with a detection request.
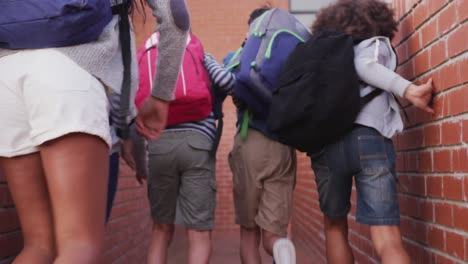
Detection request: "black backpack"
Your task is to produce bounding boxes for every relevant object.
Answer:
[267,31,382,152]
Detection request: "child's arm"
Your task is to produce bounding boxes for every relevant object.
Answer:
[355,39,434,113]
[121,124,148,184]
[204,53,236,94]
[354,40,410,98]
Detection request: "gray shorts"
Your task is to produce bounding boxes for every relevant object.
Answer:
[147,130,216,230]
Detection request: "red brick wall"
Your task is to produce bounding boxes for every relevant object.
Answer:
[291,0,468,263]
[0,170,21,264]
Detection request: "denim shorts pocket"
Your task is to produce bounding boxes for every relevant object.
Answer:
[358,135,389,174]
[358,135,398,203]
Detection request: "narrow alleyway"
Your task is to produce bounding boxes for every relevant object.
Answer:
[167,228,310,264]
[167,228,272,264]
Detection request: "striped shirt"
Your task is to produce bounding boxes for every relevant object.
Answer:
[165,113,216,142]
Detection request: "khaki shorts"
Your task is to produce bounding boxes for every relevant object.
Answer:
[0,50,111,157]
[147,130,216,230]
[228,129,296,236]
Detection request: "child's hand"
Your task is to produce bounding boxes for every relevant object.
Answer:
[121,139,136,170]
[404,78,434,114]
[135,173,147,185]
[204,53,216,63]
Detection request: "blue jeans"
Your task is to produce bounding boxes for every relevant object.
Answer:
[308,125,400,225]
[106,152,120,222]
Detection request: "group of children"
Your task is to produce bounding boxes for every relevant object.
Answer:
[126,1,433,264]
[0,0,435,264]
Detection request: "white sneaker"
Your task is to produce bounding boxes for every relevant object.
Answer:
[273,238,296,264]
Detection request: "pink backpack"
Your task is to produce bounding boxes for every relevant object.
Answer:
[136,32,212,127]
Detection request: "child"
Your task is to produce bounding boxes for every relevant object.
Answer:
[134,32,217,264]
[0,0,189,262]
[204,6,298,264]
[308,0,433,263]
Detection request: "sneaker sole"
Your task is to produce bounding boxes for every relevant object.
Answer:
[273,238,296,264]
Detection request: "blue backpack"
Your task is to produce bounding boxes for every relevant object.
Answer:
[226,8,311,119]
[0,0,113,49]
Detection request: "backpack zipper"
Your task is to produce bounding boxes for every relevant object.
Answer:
[147,48,153,88]
[181,65,187,96]
[186,49,200,75]
[226,47,243,70]
[265,30,305,59]
[253,11,269,35]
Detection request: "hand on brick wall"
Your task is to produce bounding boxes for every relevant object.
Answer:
[404,78,435,114]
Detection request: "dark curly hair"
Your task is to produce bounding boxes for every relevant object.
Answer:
[248,4,272,25]
[312,0,398,40]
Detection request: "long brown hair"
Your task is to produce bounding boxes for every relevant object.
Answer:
[312,0,398,40]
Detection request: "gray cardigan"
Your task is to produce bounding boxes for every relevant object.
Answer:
[354,37,411,138]
[0,0,190,126]
[0,0,190,154]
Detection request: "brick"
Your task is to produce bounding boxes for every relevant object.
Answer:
[432,94,450,119]
[419,151,433,172]
[464,120,468,142]
[400,195,419,217]
[427,225,445,251]
[426,175,443,198]
[433,149,452,172]
[413,1,429,29]
[436,253,457,264]
[0,186,14,208]
[453,148,468,172]
[428,0,447,14]
[430,40,447,68]
[414,107,436,126]
[438,62,461,91]
[448,86,468,116]
[400,128,424,150]
[441,121,461,145]
[445,230,465,259]
[397,59,415,80]
[438,4,458,35]
[419,199,434,222]
[0,231,23,259]
[399,175,411,194]
[411,176,427,196]
[465,177,468,202]
[458,0,468,22]
[453,204,468,232]
[407,33,421,58]
[421,18,438,47]
[396,44,408,62]
[0,209,20,233]
[424,124,441,147]
[399,15,415,41]
[444,176,464,201]
[458,58,468,83]
[447,24,468,58]
[414,50,431,75]
[0,171,5,183]
[408,219,429,244]
[434,201,453,226]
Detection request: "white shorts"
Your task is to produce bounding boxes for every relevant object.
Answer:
[0,50,111,158]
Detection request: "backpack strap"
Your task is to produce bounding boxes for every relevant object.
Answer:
[209,85,228,156]
[210,113,223,157]
[359,88,382,106]
[360,88,410,122]
[112,3,132,139]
